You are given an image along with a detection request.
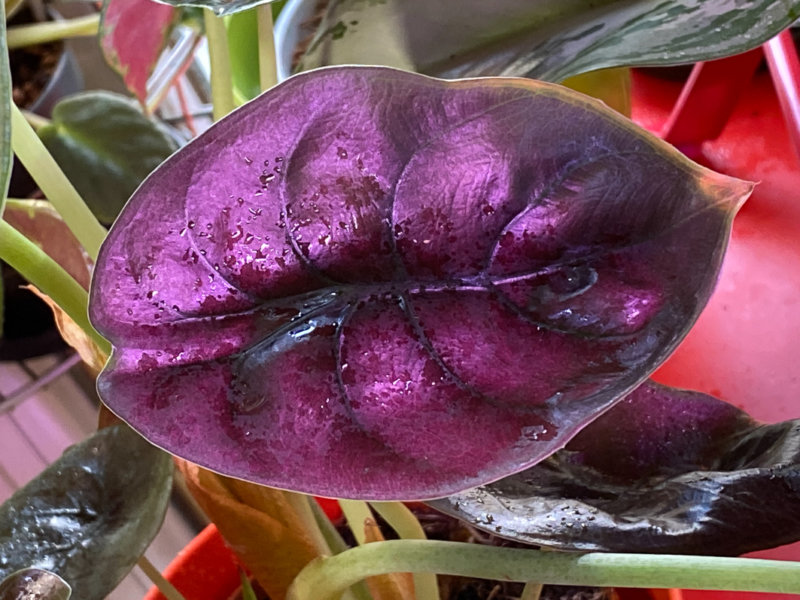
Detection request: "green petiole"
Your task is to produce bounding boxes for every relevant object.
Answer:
[204,9,236,121]
[10,103,106,261]
[286,539,800,600]
[6,14,99,49]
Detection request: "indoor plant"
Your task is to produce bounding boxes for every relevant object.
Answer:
[2,1,800,599]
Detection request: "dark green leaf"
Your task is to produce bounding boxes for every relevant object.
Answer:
[295,0,800,82]
[0,0,12,211]
[430,381,800,555]
[0,424,173,600]
[37,92,178,226]
[0,568,71,600]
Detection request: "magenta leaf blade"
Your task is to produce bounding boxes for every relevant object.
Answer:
[430,381,800,554]
[90,66,751,500]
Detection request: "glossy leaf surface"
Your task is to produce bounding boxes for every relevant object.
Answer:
[431,381,800,554]
[295,0,800,82]
[0,569,71,600]
[0,425,173,600]
[100,0,177,106]
[90,66,750,500]
[38,92,177,226]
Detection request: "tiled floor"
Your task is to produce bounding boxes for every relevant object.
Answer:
[0,352,199,599]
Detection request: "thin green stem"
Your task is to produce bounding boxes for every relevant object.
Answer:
[339,499,374,546]
[284,491,334,556]
[137,556,187,600]
[10,103,106,260]
[204,9,235,121]
[370,502,440,600]
[0,219,110,354]
[308,500,372,600]
[520,582,544,600]
[256,4,277,91]
[6,13,99,49]
[286,540,800,600]
[21,110,49,132]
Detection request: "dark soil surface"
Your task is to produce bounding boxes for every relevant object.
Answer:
[8,6,64,108]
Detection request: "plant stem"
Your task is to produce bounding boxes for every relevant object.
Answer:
[204,9,235,121]
[256,4,278,91]
[520,582,544,600]
[286,540,800,600]
[370,502,440,600]
[137,556,187,600]
[284,491,334,556]
[6,13,99,48]
[21,110,49,132]
[339,499,374,546]
[10,103,106,260]
[308,500,373,600]
[0,219,110,354]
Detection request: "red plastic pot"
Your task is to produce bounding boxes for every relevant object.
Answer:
[635,51,800,600]
[143,524,242,600]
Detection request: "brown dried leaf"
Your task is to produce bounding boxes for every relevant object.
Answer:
[25,286,107,375]
[176,460,321,600]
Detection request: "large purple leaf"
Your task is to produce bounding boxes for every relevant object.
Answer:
[89,66,751,500]
[430,381,800,554]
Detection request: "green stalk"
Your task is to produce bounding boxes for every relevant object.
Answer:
[137,556,187,600]
[21,110,49,132]
[370,503,440,600]
[204,9,235,121]
[6,14,99,49]
[308,500,373,600]
[10,103,106,260]
[256,4,278,91]
[520,582,544,600]
[0,219,110,354]
[284,491,334,556]
[286,540,800,600]
[339,499,374,546]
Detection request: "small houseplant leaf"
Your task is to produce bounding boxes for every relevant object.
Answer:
[0,568,71,600]
[37,92,178,226]
[295,0,800,82]
[90,66,751,500]
[0,424,173,600]
[430,381,800,555]
[100,0,178,106]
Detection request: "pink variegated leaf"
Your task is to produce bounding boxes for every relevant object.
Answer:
[100,0,177,107]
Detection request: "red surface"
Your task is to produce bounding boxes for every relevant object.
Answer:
[143,524,241,600]
[636,49,800,600]
[662,50,762,151]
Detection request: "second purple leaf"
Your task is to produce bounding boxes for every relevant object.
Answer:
[429,381,800,555]
[89,66,752,500]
